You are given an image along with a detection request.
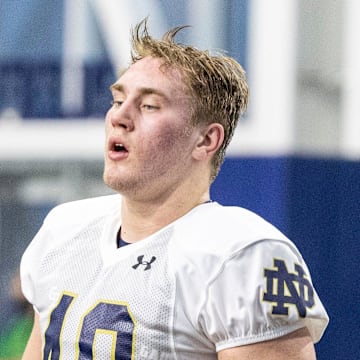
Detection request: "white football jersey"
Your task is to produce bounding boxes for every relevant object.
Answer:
[21,195,328,359]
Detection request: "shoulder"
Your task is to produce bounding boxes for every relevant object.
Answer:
[170,203,329,348]
[20,194,122,301]
[45,194,121,224]
[22,194,121,261]
[173,202,291,256]
[169,202,298,300]
[41,194,121,234]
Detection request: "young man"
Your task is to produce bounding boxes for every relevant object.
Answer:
[21,19,328,359]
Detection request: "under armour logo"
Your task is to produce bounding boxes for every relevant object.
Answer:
[132,255,157,271]
[263,259,315,318]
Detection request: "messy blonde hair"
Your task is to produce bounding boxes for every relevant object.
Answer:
[130,19,249,181]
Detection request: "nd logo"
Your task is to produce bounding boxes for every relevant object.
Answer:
[263,259,315,318]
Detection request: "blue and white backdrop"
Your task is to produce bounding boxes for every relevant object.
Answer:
[0,1,359,359]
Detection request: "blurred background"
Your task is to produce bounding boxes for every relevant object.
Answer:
[0,0,359,359]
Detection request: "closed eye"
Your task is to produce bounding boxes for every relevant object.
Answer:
[110,100,123,108]
[141,104,159,111]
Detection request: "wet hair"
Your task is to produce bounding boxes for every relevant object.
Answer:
[130,18,249,181]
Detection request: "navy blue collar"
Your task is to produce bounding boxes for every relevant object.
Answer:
[117,229,130,248]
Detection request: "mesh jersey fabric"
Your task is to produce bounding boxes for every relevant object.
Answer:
[20,194,329,359]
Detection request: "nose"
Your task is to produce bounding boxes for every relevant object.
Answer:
[108,101,135,131]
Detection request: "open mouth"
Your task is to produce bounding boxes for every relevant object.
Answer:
[114,143,127,152]
[108,137,129,159]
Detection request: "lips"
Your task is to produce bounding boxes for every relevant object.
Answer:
[108,136,129,160]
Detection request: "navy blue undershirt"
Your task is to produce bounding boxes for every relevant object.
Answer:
[117,230,130,248]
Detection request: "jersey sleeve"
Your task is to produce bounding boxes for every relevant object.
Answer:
[20,221,49,312]
[198,239,329,352]
[20,204,64,311]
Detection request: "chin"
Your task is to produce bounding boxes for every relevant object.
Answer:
[103,171,119,191]
[103,171,131,195]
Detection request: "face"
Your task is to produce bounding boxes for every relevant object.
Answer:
[103,56,201,201]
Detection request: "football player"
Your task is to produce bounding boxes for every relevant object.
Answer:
[21,19,328,359]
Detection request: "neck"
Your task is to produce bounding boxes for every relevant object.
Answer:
[120,181,210,243]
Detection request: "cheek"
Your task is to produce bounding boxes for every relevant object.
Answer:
[152,125,190,154]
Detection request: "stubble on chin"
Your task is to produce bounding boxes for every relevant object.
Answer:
[103,167,125,193]
[103,165,143,197]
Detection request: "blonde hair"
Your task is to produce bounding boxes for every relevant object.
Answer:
[130,19,249,181]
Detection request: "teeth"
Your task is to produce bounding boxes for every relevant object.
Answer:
[114,143,125,151]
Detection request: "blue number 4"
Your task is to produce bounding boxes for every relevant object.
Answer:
[43,292,136,359]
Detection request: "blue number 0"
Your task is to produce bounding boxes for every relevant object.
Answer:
[43,292,136,359]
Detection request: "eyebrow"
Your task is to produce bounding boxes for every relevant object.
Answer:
[110,83,169,102]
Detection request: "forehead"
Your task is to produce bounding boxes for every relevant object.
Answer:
[112,56,188,96]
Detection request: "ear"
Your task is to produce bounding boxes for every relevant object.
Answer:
[192,123,225,161]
